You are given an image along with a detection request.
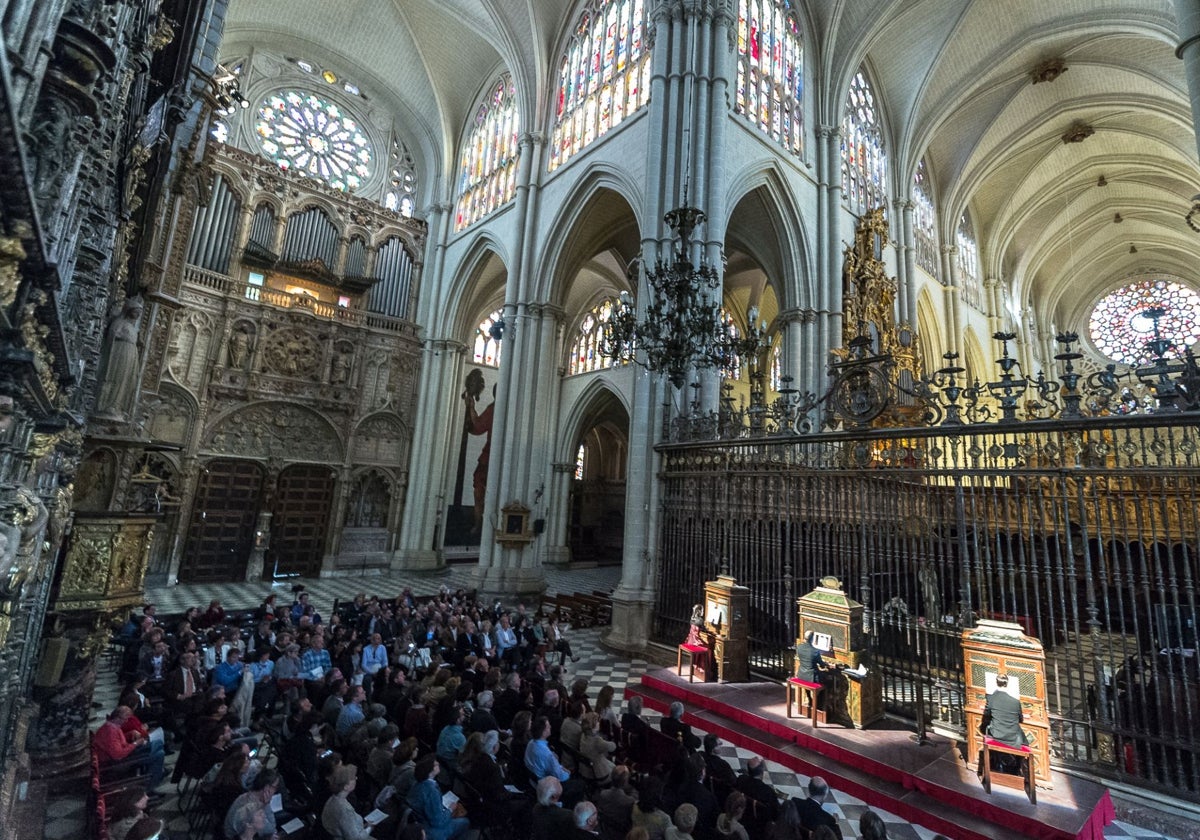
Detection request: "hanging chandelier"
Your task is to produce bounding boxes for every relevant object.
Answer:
[602,204,741,389]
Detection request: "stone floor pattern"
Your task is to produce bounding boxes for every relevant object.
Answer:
[45,564,1182,840]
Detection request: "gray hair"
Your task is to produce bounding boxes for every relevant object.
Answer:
[228,798,263,835]
[627,695,643,715]
[669,700,685,719]
[476,690,494,709]
[536,776,562,806]
[673,803,698,832]
[482,730,501,755]
[808,776,829,799]
[574,801,598,829]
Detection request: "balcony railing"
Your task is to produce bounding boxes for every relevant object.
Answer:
[182,264,417,338]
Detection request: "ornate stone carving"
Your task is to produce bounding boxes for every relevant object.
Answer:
[0,232,26,309]
[205,402,342,462]
[262,326,321,378]
[94,295,144,420]
[142,386,194,444]
[1061,121,1094,144]
[352,413,408,463]
[228,324,254,369]
[167,309,214,387]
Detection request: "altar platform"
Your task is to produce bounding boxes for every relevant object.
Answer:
[626,667,1115,840]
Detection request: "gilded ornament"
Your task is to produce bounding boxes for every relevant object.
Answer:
[0,233,26,309]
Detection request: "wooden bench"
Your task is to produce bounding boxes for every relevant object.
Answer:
[574,592,612,625]
[785,677,824,727]
[981,738,1036,804]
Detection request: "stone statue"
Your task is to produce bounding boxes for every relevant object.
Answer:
[331,349,351,384]
[95,296,144,419]
[918,560,941,623]
[228,328,252,369]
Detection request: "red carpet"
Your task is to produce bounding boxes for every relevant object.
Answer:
[627,668,1115,840]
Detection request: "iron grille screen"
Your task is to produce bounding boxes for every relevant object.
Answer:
[654,416,1200,796]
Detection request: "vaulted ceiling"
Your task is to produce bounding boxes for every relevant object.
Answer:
[220,0,1200,336]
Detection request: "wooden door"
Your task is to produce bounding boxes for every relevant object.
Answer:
[180,460,263,583]
[267,464,335,579]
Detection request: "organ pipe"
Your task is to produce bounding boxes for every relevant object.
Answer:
[367,237,413,319]
[186,174,241,273]
[345,237,366,276]
[249,204,274,248]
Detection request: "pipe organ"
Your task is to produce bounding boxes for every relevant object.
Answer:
[345,236,367,277]
[186,173,241,273]
[368,236,414,319]
[282,205,339,266]
[248,203,275,253]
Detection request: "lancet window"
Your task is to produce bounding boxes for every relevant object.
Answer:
[840,70,887,215]
[473,309,505,367]
[549,0,651,172]
[956,211,981,309]
[568,299,619,375]
[455,75,520,231]
[913,158,938,279]
[735,0,804,155]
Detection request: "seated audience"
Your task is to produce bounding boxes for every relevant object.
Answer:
[406,754,470,840]
[793,776,842,839]
[321,764,374,840]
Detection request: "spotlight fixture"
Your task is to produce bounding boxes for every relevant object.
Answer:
[1113,213,1123,224]
[1129,244,1138,254]
[1096,175,1107,187]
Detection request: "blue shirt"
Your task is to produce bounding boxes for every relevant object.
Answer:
[301,648,331,680]
[436,724,465,766]
[406,778,458,840]
[362,643,389,675]
[214,661,243,693]
[525,737,569,781]
[249,659,274,684]
[336,701,365,735]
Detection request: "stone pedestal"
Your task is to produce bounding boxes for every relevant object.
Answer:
[470,563,546,602]
[603,594,655,653]
[542,545,572,568]
[392,548,444,572]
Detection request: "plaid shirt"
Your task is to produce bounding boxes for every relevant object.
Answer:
[300,647,331,680]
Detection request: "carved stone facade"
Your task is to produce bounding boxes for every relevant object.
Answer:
[132,143,425,584]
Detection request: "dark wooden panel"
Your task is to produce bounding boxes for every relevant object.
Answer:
[268,464,334,579]
[180,460,263,583]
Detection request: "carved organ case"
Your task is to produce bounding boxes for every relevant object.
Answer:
[796,577,884,728]
[962,619,1052,787]
[700,574,749,683]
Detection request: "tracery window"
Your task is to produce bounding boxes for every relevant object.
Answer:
[473,309,505,367]
[1089,278,1200,366]
[956,211,981,309]
[568,299,618,375]
[769,341,782,392]
[840,70,887,215]
[735,0,804,156]
[385,134,418,218]
[913,158,938,279]
[455,75,520,231]
[255,90,373,191]
[549,0,651,172]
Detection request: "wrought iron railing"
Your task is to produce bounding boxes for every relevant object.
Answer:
[654,416,1200,796]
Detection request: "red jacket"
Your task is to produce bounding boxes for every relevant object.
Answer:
[93,720,137,762]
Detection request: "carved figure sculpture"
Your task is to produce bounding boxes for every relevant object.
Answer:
[229,328,252,369]
[95,296,145,419]
[331,348,351,384]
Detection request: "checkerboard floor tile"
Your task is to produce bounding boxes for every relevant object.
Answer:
[45,566,1186,840]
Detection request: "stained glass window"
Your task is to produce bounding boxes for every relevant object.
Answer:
[1089,278,1200,366]
[385,134,418,218]
[913,158,938,279]
[956,211,981,309]
[569,299,619,375]
[455,75,520,231]
[735,0,804,155]
[473,309,505,367]
[255,90,373,191]
[769,341,782,391]
[575,443,587,480]
[840,70,887,215]
[549,0,651,172]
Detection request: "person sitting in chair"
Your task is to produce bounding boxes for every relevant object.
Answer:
[794,631,835,711]
[981,674,1028,775]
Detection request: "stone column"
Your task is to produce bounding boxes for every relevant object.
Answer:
[1174,0,1200,164]
[394,339,466,570]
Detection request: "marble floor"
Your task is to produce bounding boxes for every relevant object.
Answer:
[48,564,1188,840]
